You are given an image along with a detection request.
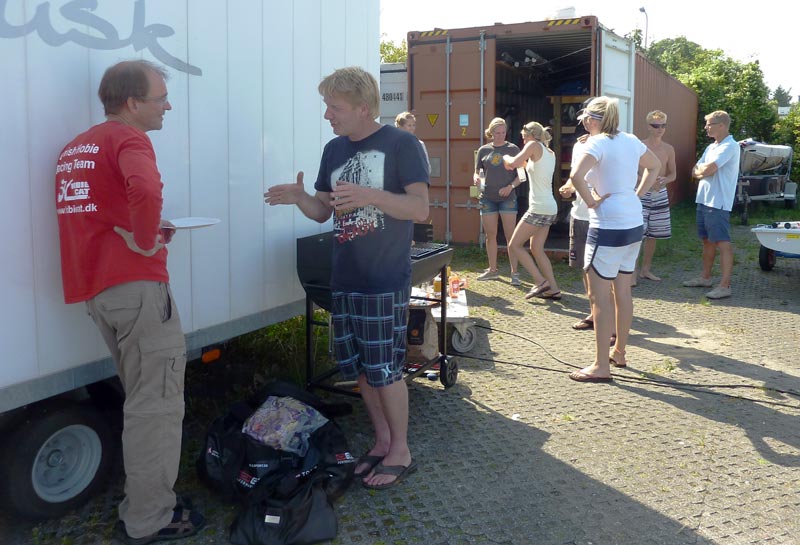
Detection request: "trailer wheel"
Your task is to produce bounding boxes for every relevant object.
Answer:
[759,245,776,271]
[1,403,115,518]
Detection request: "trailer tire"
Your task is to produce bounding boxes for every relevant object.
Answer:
[0,403,115,518]
[759,245,776,271]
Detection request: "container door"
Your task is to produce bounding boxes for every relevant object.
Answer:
[598,28,635,132]
[409,35,496,243]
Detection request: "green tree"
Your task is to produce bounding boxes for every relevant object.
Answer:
[648,37,777,154]
[624,28,644,52]
[773,104,800,181]
[772,86,793,107]
[380,37,407,63]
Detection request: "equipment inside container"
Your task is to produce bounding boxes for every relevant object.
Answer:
[492,33,594,243]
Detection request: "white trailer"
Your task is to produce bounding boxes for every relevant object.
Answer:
[0,0,378,518]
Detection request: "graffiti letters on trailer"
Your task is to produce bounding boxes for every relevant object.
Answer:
[333,151,384,244]
[0,0,202,76]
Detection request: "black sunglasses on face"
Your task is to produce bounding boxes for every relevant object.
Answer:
[649,123,666,129]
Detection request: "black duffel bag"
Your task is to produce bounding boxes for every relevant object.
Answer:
[197,381,355,503]
[196,380,356,544]
[229,471,337,545]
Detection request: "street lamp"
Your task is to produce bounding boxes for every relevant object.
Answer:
[639,7,649,50]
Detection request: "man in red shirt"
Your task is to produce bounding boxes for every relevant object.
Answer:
[55,60,203,544]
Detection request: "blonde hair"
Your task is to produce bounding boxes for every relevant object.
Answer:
[484,117,507,139]
[584,96,620,138]
[318,66,380,119]
[705,110,731,127]
[521,121,552,147]
[646,110,667,123]
[395,111,415,128]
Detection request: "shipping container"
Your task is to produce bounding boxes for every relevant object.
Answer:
[0,0,378,518]
[404,16,698,244]
[380,62,409,126]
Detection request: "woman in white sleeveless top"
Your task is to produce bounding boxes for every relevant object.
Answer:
[502,121,560,299]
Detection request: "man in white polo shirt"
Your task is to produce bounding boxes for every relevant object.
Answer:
[683,110,741,299]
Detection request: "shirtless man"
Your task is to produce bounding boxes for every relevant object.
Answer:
[636,110,676,282]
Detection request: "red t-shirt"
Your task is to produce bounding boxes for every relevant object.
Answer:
[56,121,169,304]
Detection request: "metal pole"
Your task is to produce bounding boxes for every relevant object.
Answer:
[478,31,486,248]
[445,35,452,243]
[639,7,648,49]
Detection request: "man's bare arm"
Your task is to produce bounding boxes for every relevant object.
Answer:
[264,171,333,223]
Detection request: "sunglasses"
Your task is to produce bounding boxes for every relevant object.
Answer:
[649,123,666,129]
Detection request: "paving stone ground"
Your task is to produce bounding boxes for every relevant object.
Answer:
[2,222,799,545]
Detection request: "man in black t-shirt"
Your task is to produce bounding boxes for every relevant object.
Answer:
[264,67,429,490]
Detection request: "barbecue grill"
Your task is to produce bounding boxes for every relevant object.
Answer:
[296,231,457,393]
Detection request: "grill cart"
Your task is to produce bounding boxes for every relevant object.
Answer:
[296,232,458,393]
[751,222,800,271]
[735,139,797,224]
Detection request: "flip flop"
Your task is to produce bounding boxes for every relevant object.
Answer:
[534,290,562,301]
[353,454,385,478]
[572,318,594,330]
[525,282,550,300]
[362,459,418,490]
[569,370,613,383]
[610,349,627,368]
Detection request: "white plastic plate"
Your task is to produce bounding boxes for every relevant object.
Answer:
[168,217,221,229]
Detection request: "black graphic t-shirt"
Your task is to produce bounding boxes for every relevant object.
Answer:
[314,125,429,293]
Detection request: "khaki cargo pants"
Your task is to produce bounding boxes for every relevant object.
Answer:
[86,281,186,539]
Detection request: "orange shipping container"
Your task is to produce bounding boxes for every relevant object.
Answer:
[405,16,697,245]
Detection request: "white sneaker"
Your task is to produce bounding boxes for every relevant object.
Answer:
[705,286,732,299]
[682,276,713,288]
[476,269,500,281]
[510,272,521,286]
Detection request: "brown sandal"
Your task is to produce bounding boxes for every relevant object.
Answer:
[572,318,594,330]
[525,281,549,300]
[121,505,205,545]
[610,348,627,368]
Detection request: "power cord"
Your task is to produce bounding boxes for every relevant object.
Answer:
[449,324,800,410]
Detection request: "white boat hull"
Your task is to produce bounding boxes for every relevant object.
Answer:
[752,224,800,254]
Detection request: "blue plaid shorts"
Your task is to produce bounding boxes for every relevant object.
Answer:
[331,288,410,388]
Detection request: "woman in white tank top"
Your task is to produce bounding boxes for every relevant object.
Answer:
[502,121,560,299]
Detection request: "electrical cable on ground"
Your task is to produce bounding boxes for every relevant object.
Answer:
[445,324,800,410]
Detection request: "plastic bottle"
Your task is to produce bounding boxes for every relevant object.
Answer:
[478,168,486,193]
[449,274,461,299]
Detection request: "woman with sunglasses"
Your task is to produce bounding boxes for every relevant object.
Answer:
[568,97,661,382]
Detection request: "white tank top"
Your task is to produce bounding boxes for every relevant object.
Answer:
[525,141,557,215]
